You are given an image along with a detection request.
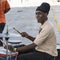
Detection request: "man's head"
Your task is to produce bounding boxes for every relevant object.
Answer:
[35,2,50,24]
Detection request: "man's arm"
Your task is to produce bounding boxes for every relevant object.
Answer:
[4,8,10,14]
[13,28,35,41]
[26,35,35,41]
[16,43,36,52]
[4,0,10,14]
[20,32,35,41]
[4,43,37,52]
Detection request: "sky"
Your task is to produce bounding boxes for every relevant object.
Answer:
[8,0,60,7]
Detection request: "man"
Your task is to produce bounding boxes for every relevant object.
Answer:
[6,2,58,60]
[0,0,10,46]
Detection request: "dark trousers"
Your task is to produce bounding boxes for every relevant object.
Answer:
[0,23,5,46]
[55,49,60,60]
[17,49,54,60]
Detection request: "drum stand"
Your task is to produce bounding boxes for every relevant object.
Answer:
[5,25,10,60]
[5,37,17,60]
[5,37,9,60]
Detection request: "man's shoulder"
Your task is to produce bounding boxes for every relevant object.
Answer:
[43,21,54,32]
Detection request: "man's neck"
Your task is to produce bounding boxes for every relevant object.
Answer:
[41,19,47,25]
[41,17,48,25]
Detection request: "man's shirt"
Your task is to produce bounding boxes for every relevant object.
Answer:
[0,0,10,23]
[34,20,58,56]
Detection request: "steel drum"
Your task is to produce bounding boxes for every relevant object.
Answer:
[0,47,18,60]
[0,33,21,38]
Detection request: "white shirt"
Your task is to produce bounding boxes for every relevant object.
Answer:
[34,20,58,56]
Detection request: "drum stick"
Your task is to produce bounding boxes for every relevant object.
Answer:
[0,39,6,45]
[13,27,21,34]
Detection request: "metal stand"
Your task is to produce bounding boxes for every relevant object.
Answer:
[5,36,9,60]
[5,25,9,60]
[0,26,20,60]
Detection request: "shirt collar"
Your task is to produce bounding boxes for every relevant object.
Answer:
[41,20,49,29]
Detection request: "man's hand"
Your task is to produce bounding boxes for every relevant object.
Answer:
[20,32,29,38]
[13,28,29,38]
[4,45,15,52]
[13,27,35,41]
[20,32,35,41]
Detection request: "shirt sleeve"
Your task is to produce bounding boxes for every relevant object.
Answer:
[34,27,50,45]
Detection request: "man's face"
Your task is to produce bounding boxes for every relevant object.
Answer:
[35,11,46,23]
